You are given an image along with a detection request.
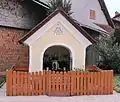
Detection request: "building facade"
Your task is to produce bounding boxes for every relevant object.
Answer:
[0,0,115,72]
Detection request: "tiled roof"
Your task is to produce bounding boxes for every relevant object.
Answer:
[96,24,113,32]
[113,14,120,18]
[95,23,114,33]
[0,0,46,29]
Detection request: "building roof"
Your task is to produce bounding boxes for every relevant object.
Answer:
[112,18,120,23]
[78,20,108,34]
[0,0,114,30]
[97,0,114,28]
[19,8,96,44]
[94,23,113,33]
[113,14,120,18]
[112,13,120,26]
[0,0,46,29]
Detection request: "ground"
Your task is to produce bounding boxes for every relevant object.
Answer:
[0,93,120,102]
[0,83,120,102]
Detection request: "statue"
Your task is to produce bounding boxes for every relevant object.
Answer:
[52,60,59,70]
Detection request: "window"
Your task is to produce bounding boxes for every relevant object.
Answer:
[90,9,96,20]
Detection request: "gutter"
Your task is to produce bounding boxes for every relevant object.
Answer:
[80,23,109,35]
[32,0,49,9]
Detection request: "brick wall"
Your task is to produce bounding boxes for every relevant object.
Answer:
[0,26,29,71]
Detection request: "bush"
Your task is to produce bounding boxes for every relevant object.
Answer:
[47,0,73,15]
[114,75,120,93]
[93,31,120,73]
[73,68,85,72]
[0,76,5,88]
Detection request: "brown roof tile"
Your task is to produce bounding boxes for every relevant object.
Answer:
[95,23,114,33]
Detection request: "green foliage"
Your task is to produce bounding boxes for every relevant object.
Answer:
[73,68,87,72]
[114,28,120,44]
[0,76,5,88]
[114,75,120,93]
[47,0,73,15]
[93,31,120,73]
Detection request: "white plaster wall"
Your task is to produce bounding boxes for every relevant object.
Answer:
[40,0,108,25]
[71,0,108,25]
[24,13,92,72]
[30,23,86,72]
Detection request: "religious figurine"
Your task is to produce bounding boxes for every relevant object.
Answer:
[52,60,59,70]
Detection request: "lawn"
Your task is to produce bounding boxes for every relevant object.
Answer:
[114,74,120,93]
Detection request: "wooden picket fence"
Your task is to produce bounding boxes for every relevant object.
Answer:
[6,70,113,96]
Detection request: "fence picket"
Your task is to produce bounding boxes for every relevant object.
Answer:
[87,72,90,95]
[90,72,94,95]
[20,72,23,96]
[28,73,31,96]
[60,72,63,94]
[104,71,108,94]
[97,72,101,95]
[84,72,87,95]
[52,71,55,94]
[6,71,11,96]
[63,71,67,95]
[80,72,83,95]
[56,72,59,94]
[86,72,89,95]
[24,72,26,95]
[38,72,41,95]
[100,71,104,94]
[48,71,51,96]
[42,72,45,95]
[72,71,76,95]
[67,71,71,96]
[94,72,97,95]
[110,70,113,94]
[107,70,112,94]
[31,72,34,96]
[12,71,16,96]
[76,71,80,95]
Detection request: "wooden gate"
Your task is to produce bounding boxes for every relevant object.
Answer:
[46,71,71,96]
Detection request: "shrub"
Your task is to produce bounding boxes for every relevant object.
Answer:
[93,30,120,73]
[47,0,73,15]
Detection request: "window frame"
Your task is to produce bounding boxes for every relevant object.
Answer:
[89,9,96,20]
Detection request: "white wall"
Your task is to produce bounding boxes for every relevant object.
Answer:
[71,0,108,25]
[24,13,92,72]
[40,0,108,25]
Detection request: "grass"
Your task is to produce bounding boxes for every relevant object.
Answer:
[114,74,120,93]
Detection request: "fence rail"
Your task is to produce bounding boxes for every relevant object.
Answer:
[6,70,113,96]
